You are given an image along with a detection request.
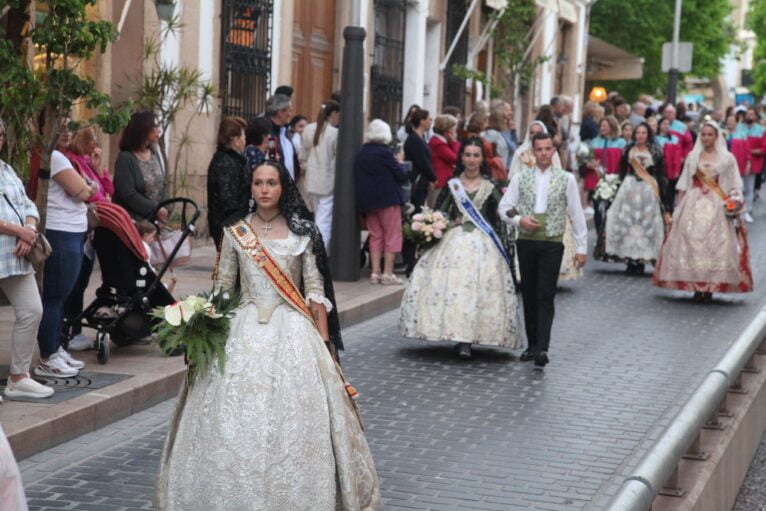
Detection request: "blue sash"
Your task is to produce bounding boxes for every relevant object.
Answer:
[447,178,510,266]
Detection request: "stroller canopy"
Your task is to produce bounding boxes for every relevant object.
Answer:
[95,202,148,262]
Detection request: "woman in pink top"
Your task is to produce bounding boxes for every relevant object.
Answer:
[62,126,115,351]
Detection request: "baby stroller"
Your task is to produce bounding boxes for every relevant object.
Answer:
[62,198,200,364]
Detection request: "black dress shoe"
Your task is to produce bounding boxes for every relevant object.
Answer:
[534,351,549,368]
[520,349,535,362]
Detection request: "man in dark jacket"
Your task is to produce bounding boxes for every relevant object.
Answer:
[265,93,301,181]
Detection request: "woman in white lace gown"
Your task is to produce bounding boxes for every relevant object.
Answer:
[653,122,752,303]
[400,138,525,359]
[603,122,666,274]
[157,161,379,510]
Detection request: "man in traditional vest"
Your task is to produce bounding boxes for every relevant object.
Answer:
[499,132,588,369]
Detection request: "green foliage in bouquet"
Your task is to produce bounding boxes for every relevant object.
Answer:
[151,289,241,385]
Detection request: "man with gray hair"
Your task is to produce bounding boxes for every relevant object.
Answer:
[265,93,300,180]
[630,101,647,127]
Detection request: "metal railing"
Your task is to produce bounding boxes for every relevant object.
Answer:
[606,306,766,510]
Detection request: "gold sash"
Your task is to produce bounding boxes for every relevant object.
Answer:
[226,221,362,405]
[630,157,672,226]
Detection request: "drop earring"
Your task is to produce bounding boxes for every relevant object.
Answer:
[248,196,255,209]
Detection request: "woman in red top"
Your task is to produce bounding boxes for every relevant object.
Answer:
[428,114,460,202]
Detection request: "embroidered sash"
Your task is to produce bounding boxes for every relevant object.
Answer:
[227,221,315,324]
[630,157,672,226]
[447,178,510,266]
[226,221,362,404]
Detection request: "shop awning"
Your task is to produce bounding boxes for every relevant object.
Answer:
[586,35,644,81]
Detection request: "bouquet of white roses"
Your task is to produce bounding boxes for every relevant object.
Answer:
[151,289,241,385]
[403,207,451,249]
[593,174,621,202]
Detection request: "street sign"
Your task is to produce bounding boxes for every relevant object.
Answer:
[662,42,693,73]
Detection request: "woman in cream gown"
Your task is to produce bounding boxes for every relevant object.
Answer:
[510,121,581,281]
[157,161,379,510]
[653,122,753,303]
[400,138,525,359]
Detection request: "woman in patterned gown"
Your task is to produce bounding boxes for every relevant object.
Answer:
[157,161,379,510]
[603,122,666,275]
[653,122,752,303]
[399,138,525,359]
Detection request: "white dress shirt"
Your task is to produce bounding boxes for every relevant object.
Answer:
[498,165,588,254]
[280,126,296,180]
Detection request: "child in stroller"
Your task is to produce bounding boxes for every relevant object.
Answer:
[62,199,199,364]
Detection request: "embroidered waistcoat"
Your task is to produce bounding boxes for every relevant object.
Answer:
[517,168,568,238]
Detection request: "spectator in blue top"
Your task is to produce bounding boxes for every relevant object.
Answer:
[355,119,409,285]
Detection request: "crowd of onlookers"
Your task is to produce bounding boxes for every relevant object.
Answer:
[2,81,764,402]
[0,111,170,401]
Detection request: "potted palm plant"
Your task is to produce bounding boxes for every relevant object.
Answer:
[155,0,176,22]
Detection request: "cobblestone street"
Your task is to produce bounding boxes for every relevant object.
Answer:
[17,210,766,511]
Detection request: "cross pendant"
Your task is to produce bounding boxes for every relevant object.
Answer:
[262,224,272,232]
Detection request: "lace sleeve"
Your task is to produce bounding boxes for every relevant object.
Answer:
[214,230,239,292]
[302,238,333,312]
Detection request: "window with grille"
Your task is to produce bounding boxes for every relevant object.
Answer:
[371,0,406,130]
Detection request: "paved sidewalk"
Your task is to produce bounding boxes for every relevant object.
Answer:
[16,202,766,510]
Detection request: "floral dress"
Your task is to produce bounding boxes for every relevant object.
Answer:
[399,178,525,348]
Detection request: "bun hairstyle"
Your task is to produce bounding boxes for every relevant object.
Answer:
[314,99,340,147]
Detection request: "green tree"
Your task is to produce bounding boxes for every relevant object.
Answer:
[492,0,547,99]
[0,0,129,226]
[589,0,734,101]
[748,0,766,98]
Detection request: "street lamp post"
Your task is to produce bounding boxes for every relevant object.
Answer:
[330,2,366,281]
[666,0,683,105]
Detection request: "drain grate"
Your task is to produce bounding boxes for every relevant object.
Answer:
[0,366,132,404]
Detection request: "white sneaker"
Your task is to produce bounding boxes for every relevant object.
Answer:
[67,333,94,352]
[57,347,85,369]
[4,377,54,399]
[584,206,595,218]
[34,353,78,378]
[744,212,754,223]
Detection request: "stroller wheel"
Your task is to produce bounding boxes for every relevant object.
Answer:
[96,332,110,364]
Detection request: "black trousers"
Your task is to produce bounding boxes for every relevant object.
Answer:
[516,239,565,353]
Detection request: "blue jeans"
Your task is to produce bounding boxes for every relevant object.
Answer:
[63,248,95,336]
[37,229,84,358]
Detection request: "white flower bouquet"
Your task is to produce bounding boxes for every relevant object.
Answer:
[151,289,241,385]
[403,207,452,249]
[593,174,621,202]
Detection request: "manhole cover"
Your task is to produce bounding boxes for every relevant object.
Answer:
[0,367,131,404]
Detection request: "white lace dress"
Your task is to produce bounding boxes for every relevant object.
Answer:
[157,221,380,510]
[399,180,526,349]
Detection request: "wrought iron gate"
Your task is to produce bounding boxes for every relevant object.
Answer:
[370,0,406,130]
[442,0,468,111]
[220,0,273,119]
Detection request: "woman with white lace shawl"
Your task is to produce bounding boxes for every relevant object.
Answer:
[653,122,752,303]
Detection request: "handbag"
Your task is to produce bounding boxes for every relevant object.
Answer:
[2,193,52,264]
[87,203,100,231]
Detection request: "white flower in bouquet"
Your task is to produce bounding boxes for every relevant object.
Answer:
[411,221,424,231]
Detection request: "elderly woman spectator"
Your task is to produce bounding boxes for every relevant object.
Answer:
[207,116,248,248]
[428,114,460,199]
[113,111,168,222]
[63,126,114,351]
[300,100,340,252]
[245,117,272,171]
[404,108,435,209]
[36,120,96,378]
[0,119,53,399]
[355,119,409,285]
